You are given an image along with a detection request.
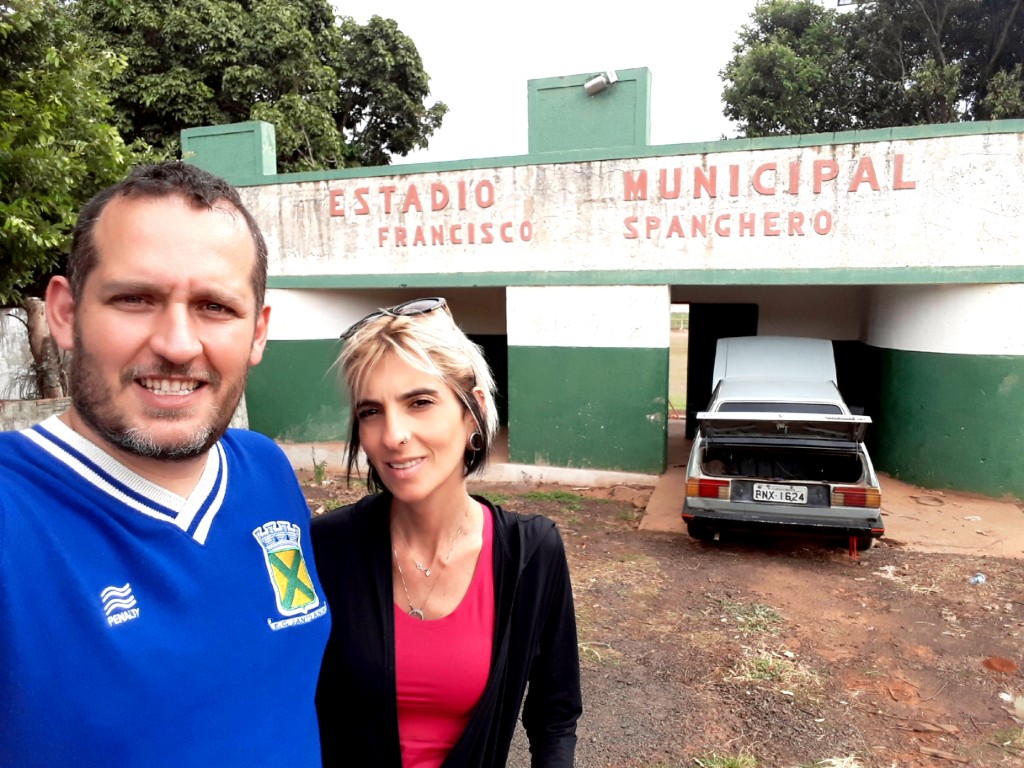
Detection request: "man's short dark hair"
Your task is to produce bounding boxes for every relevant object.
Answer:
[68,161,269,309]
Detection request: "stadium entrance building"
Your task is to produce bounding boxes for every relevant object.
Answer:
[183,68,1024,499]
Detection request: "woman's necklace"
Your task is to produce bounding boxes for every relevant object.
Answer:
[393,548,439,620]
[392,505,470,619]
[393,525,436,576]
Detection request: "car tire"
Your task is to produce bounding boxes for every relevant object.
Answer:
[687,521,716,542]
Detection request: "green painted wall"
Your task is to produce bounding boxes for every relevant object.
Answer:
[182,121,277,181]
[246,339,346,442]
[527,68,652,154]
[875,348,1023,499]
[507,346,668,473]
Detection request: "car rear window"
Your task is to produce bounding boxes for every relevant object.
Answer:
[716,402,844,414]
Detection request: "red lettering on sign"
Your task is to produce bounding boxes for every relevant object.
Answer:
[401,185,423,213]
[848,157,880,192]
[813,160,839,193]
[623,216,639,239]
[893,154,916,189]
[354,188,370,215]
[694,167,716,198]
[623,171,647,201]
[660,169,682,200]
[788,212,806,235]
[431,184,449,211]
[329,190,345,217]
[379,185,397,213]
[752,163,776,195]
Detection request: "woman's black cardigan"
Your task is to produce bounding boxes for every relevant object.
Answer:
[311,492,582,767]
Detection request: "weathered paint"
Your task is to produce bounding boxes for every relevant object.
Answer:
[240,131,1024,281]
[875,348,1023,499]
[183,117,1024,499]
[507,345,668,473]
[245,339,346,442]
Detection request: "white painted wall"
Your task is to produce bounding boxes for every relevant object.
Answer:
[265,287,508,341]
[673,285,868,340]
[242,132,1023,279]
[867,284,1024,355]
[507,285,670,348]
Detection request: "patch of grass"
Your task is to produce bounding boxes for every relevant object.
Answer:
[730,646,821,691]
[694,752,757,768]
[482,492,516,506]
[311,449,328,485]
[991,725,1024,751]
[711,596,783,634]
[521,490,585,511]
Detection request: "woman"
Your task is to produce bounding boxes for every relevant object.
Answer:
[312,297,582,768]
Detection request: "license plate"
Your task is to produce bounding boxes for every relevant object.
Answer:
[753,483,808,504]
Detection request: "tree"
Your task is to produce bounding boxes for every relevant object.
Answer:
[330,15,447,167]
[721,0,1024,137]
[721,0,860,136]
[0,0,136,307]
[74,0,447,171]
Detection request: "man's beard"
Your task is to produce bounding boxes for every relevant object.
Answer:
[68,343,245,462]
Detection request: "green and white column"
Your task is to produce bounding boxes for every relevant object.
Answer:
[506,285,670,473]
[244,288,346,443]
[867,284,1024,499]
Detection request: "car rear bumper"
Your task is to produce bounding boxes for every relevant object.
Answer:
[682,498,884,537]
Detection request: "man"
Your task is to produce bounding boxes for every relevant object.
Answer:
[0,162,330,766]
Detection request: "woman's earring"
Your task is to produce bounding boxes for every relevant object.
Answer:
[468,431,484,452]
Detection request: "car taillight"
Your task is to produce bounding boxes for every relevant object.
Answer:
[686,478,729,500]
[832,486,881,508]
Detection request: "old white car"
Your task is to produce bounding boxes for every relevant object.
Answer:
[682,336,884,551]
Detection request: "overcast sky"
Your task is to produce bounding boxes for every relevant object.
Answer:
[343,1,764,164]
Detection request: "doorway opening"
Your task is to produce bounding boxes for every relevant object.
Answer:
[669,304,689,420]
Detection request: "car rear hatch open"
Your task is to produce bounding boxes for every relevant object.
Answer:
[696,410,871,446]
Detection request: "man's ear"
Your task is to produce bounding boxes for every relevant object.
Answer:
[248,304,271,367]
[45,277,76,352]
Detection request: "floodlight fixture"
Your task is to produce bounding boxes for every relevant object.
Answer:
[584,70,619,96]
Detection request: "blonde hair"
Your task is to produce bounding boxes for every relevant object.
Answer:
[337,306,498,493]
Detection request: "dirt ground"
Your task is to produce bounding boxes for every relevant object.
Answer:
[301,473,1024,768]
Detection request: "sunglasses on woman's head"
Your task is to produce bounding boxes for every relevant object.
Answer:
[339,297,449,340]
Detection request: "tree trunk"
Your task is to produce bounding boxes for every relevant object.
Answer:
[24,297,67,399]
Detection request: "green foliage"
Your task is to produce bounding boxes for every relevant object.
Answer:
[73,0,447,171]
[312,448,327,485]
[0,0,138,305]
[722,0,857,136]
[332,15,448,167]
[983,63,1024,118]
[721,0,1024,136]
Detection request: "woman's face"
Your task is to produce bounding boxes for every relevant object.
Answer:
[355,352,475,505]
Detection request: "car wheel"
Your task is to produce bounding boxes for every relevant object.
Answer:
[687,521,716,542]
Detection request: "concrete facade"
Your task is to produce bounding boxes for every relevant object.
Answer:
[175,69,1024,498]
